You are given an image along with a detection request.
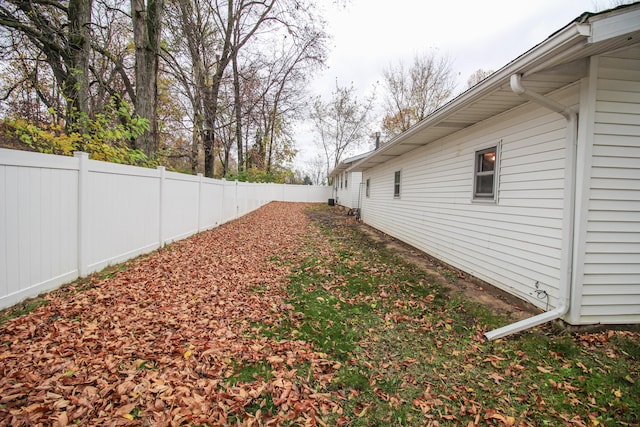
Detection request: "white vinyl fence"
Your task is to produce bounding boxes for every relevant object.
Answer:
[0,148,331,309]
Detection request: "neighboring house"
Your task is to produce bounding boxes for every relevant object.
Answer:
[349,3,640,339]
[329,152,371,209]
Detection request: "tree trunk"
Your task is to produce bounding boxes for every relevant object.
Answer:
[223,145,230,177]
[232,51,244,173]
[204,127,216,177]
[67,0,92,122]
[203,92,220,177]
[203,0,233,178]
[175,0,204,174]
[132,0,162,159]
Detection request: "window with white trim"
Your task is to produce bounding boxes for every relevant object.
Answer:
[474,146,498,200]
[365,178,370,197]
[393,170,401,198]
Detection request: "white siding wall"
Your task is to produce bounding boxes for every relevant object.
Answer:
[334,171,362,209]
[362,88,580,311]
[0,149,331,309]
[350,172,363,209]
[575,46,640,324]
[335,172,348,207]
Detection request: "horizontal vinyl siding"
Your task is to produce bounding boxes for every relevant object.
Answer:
[350,172,363,208]
[334,171,363,209]
[334,172,350,208]
[580,46,640,324]
[362,92,577,311]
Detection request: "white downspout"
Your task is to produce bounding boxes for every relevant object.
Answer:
[485,74,578,341]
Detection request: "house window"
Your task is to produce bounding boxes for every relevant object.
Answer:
[340,175,343,189]
[474,146,498,200]
[394,171,401,198]
[345,173,348,188]
[366,178,370,197]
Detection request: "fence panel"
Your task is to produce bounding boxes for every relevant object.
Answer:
[83,157,161,275]
[162,170,200,244]
[283,184,330,202]
[221,180,238,224]
[0,150,79,308]
[0,148,330,309]
[199,179,224,230]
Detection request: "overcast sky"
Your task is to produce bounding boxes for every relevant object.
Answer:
[293,0,609,173]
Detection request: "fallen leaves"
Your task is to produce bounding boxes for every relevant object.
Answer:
[0,202,339,426]
[1,202,639,426]
[484,408,517,426]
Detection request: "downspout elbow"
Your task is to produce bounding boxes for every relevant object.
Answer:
[510,74,574,119]
[509,74,527,96]
[484,301,569,341]
[485,75,578,341]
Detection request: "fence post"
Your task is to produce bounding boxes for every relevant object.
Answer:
[197,173,203,232]
[74,152,89,277]
[158,166,165,248]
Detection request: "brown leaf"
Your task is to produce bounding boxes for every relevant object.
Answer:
[55,411,69,427]
[115,403,138,417]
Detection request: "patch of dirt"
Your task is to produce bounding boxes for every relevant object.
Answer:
[314,206,541,322]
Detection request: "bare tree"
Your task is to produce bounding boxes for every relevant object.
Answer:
[89,0,137,114]
[163,0,276,177]
[163,0,327,177]
[305,154,328,186]
[246,25,326,174]
[0,0,93,130]
[467,68,494,89]
[0,40,62,124]
[162,0,212,173]
[310,81,375,179]
[204,0,283,177]
[381,49,455,139]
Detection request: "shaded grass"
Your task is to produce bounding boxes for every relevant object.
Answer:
[0,297,50,327]
[266,205,640,426]
[227,361,274,386]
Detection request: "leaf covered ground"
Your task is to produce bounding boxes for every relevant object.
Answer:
[0,202,638,426]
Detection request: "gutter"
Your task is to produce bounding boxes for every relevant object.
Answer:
[350,21,590,174]
[485,74,579,340]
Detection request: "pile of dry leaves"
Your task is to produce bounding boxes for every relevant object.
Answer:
[0,202,339,426]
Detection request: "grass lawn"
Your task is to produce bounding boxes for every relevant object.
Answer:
[0,203,638,426]
[266,205,640,426]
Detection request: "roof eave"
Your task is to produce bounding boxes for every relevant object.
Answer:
[329,150,374,177]
[349,21,592,172]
